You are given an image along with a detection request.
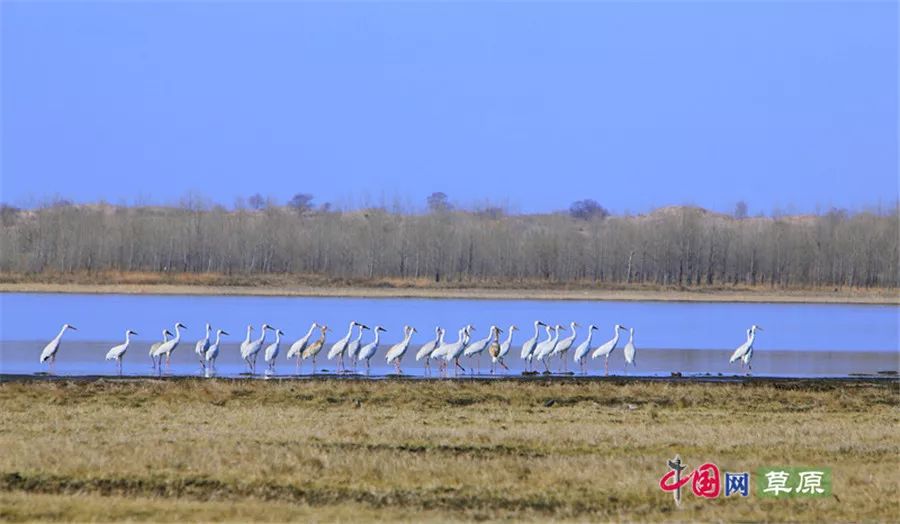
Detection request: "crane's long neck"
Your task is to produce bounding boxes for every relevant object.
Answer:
[584,330,594,346]
[273,332,281,345]
[173,325,183,342]
[255,328,267,345]
[244,326,252,344]
[542,327,552,342]
[162,329,170,342]
[344,323,355,340]
[214,332,222,346]
[628,329,634,343]
[124,331,132,344]
[55,326,68,341]
[304,324,317,340]
[437,331,445,345]
[533,323,541,339]
[610,329,620,346]
[551,328,560,344]
[504,329,514,345]
[748,330,756,345]
[373,330,381,345]
[402,330,413,345]
[353,328,364,342]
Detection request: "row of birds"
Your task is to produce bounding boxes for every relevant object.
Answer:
[39,321,763,376]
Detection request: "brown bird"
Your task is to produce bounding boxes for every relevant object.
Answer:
[488,328,503,374]
[302,324,330,373]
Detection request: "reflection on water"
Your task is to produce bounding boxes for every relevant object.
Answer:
[0,340,897,379]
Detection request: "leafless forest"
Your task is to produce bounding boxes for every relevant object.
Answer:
[0,198,897,289]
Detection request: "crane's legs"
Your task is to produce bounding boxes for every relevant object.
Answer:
[365,360,371,375]
[454,358,466,375]
[499,359,509,372]
[604,357,609,377]
[395,360,402,375]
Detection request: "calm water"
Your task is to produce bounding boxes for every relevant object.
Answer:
[1,293,897,378]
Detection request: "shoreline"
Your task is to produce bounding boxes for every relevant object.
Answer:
[0,282,897,304]
[2,374,897,384]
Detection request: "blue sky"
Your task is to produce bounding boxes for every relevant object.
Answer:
[1,1,897,214]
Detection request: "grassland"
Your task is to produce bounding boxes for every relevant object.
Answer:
[0,378,897,522]
[1,271,897,303]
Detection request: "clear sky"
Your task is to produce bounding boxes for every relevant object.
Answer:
[1,1,897,215]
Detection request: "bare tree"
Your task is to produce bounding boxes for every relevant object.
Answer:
[0,199,896,289]
[287,193,315,214]
[569,199,609,221]
[427,192,452,213]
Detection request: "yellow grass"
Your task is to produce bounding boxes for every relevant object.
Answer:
[1,271,897,303]
[0,378,897,521]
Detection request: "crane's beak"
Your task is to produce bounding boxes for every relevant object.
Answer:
[222,331,230,336]
[132,331,139,335]
[69,326,78,330]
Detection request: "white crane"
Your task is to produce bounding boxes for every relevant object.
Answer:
[302,324,331,373]
[204,329,228,375]
[286,322,318,371]
[357,325,386,374]
[729,325,763,372]
[430,327,456,375]
[415,327,444,375]
[534,324,564,373]
[550,322,579,372]
[39,324,77,371]
[464,325,500,375]
[572,324,599,374]
[345,323,370,372]
[151,322,187,370]
[240,325,253,361]
[443,325,474,376]
[194,323,212,371]
[149,329,172,369]
[520,321,546,372]
[328,321,364,372]
[591,324,628,376]
[241,323,274,374]
[491,324,517,374]
[385,325,417,374]
[105,329,137,375]
[623,327,637,370]
[264,329,285,374]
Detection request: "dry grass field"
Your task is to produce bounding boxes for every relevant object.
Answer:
[1,271,897,304]
[0,378,897,522]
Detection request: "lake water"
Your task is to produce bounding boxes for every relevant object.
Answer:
[1,293,897,378]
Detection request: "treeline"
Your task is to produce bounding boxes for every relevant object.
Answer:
[0,200,897,289]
